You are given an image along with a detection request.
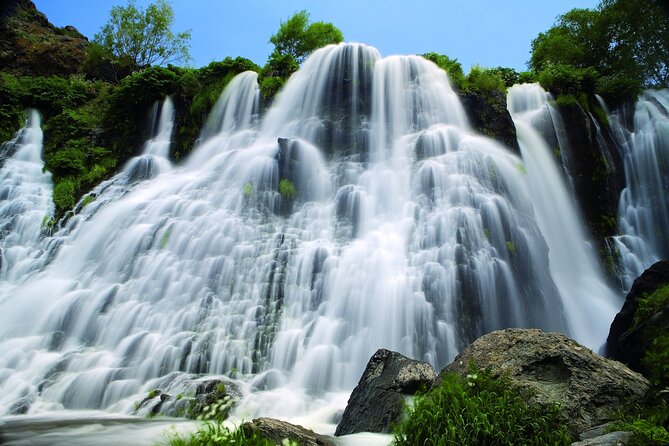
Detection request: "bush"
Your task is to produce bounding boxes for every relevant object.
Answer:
[421,52,467,91]
[163,422,276,446]
[467,65,506,95]
[392,368,571,446]
[53,179,77,213]
[536,63,599,97]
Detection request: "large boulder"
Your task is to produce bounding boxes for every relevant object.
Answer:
[241,418,335,446]
[606,260,669,376]
[442,328,650,436]
[334,348,436,436]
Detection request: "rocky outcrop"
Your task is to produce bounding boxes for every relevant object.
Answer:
[460,89,520,153]
[0,0,88,77]
[335,348,436,436]
[442,328,650,436]
[556,102,624,259]
[571,431,632,446]
[241,418,335,446]
[606,260,669,374]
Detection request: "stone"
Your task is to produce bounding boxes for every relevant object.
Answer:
[570,431,632,446]
[442,328,650,437]
[606,260,669,374]
[241,417,335,446]
[460,88,520,153]
[335,348,436,436]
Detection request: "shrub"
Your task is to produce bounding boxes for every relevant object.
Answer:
[53,179,77,214]
[163,423,276,446]
[392,368,571,446]
[421,52,467,91]
[279,179,296,200]
[467,65,506,95]
[536,63,599,97]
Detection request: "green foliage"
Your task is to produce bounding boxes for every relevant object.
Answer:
[634,284,669,329]
[643,335,669,389]
[53,179,76,213]
[536,63,599,97]
[162,423,276,446]
[268,10,343,64]
[612,403,669,446]
[279,179,296,200]
[94,0,191,68]
[243,182,254,197]
[467,65,506,94]
[392,368,571,446]
[421,52,466,91]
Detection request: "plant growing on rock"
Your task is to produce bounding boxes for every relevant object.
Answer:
[392,367,571,446]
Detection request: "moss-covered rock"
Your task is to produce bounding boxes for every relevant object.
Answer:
[0,0,88,77]
[460,88,520,153]
[606,260,669,388]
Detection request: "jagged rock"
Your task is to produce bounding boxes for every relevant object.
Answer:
[556,102,624,259]
[241,417,335,446]
[442,328,650,437]
[570,431,632,446]
[460,89,520,153]
[606,260,669,375]
[335,348,436,436]
[0,0,88,77]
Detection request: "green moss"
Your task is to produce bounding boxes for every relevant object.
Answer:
[278,179,296,200]
[52,179,76,214]
[392,367,571,445]
[634,284,669,329]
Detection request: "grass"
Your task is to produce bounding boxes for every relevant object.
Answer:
[162,422,297,446]
[392,367,571,446]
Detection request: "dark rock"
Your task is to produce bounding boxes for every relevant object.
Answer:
[606,260,669,374]
[335,348,436,436]
[0,0,88,77]
[241,417,335,446]
[570,431,632,446]
[460,89,520,153]
[556,102,624,262]
[442,328,650,437]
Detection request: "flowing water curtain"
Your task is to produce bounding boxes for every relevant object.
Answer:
[606,90,669,289]
[0,44,614,418]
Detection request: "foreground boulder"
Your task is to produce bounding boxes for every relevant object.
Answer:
[335,348,436,436]
[606,260,669,377]
[443,328,650,436]
[241,418,335,446]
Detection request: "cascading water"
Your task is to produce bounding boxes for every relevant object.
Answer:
[606,89,669,289]
[0,110,53,282]
[0,44,615,434]
[507,83,619,349]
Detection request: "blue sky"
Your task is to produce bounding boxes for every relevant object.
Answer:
[33,0,601,72]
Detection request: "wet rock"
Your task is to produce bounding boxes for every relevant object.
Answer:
[241,417,335,446]
[442,328,650,437]
[460,89,520,153]
[335,348,436,436]
[606,260,669,375]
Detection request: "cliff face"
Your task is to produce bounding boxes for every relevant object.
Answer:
[0,0,88,77]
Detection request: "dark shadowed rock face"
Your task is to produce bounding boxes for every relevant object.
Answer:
[0,0,88,77]
[606,260,669,373]
[460,89,520,153]
[242,417,335,446]
[334,348,436,436]
[442,328,650,437]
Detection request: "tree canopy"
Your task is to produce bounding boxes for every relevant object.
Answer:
[93,0,191,68]
[530,0,669,93]
[268,10,343,64]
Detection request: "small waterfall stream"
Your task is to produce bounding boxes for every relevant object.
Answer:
[507,83,619,348]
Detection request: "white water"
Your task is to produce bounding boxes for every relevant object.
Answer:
[0,45,617,435]
[507,83,619,349]
[606,89,669,289]
[0,110,53,282]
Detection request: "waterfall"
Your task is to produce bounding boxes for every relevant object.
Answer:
[507,83,619,349]
[0,110,53,282]
[0,44,616,423]
[606,89,669,289]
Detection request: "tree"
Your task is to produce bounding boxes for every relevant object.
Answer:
[268,10,343,64]
[94,0,191,68]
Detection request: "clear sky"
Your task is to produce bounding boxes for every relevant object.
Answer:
[33,0,601,72]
